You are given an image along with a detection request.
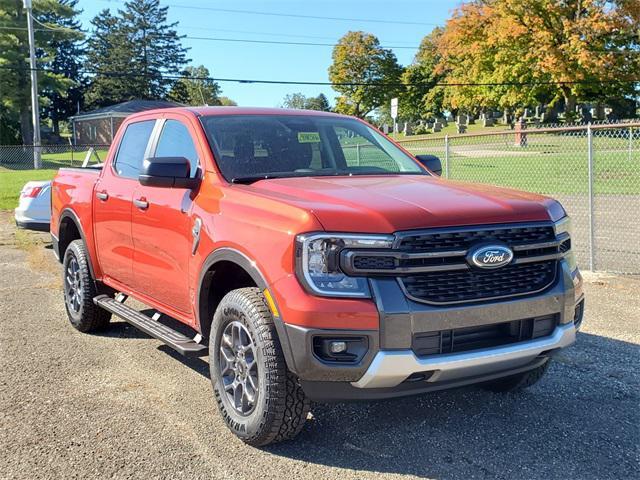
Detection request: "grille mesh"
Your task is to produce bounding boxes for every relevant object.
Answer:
[397,225,556,252]
[401,261,557,304]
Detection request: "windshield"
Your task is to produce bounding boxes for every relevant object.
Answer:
[200,114,426,182]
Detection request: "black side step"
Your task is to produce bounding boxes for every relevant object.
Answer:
[94,295,208,357]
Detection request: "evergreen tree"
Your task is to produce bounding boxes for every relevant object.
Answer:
[0,0,81,144]
[86,0,189,108]
[39,0,85,135]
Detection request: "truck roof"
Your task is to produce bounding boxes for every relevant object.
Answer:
[129,106,347,119]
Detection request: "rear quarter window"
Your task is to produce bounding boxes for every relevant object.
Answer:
[113,120,155,179]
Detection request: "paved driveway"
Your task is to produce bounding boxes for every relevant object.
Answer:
[1,213,638,479]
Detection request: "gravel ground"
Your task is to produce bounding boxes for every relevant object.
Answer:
[1,213,638,480]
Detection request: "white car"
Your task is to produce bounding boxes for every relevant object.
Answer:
[14,180,51,232]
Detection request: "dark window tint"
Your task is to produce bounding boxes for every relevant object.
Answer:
[155,120,199,177]
[113,120,155,179]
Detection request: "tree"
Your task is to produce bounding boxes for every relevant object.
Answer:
[328,31,402,118]
[217,96,237,106]
[436,0,640,117]
[305,93,331,111]
[398,29,445,121]
[168,65,220,105]
[282,92,331,111]
[0,0,82,144]
[39,0,85,135]
[85,0,189,108]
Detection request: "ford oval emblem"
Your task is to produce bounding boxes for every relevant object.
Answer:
[468,245,514,269]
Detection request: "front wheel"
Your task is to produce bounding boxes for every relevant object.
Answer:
[210,288,310,447]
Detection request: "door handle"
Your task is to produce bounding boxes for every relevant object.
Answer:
[96,191,108,201]
[134,198,149,210]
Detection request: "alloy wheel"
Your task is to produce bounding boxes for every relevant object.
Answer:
[219,321,259,415]
[65,254,83,314]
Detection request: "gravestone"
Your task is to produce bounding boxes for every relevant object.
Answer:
[468,115,475,124]
[383,124,389,135]
[535,106,542,118]
[456,123,467,134]
[482,117,494,127]
[403,122,413,136]
[431,122,442,133]
[456,114,468,125]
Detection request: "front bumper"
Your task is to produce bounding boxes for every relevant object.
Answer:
[282,260,583,401]
[353,322,575,389]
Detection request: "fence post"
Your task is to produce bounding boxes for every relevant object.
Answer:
[587,123,595,271]
[444,135,450,178]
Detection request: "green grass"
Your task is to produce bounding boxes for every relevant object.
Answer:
[0,147,108,210]
[390,122,509,141]
[401,131,640,195]
[0,169,58,210]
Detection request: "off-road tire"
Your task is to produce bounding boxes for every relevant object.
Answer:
[481,359,551,393]
[210,287,310,447]
[62,239,111,332]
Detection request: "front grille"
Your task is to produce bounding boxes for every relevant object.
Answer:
[396,225,556,252]
[340,223,565,306]
[401,261,557,304]
[412,314,559,357]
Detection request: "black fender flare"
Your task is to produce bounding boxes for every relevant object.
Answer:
[58,208,96,280]
[196,247,297,372]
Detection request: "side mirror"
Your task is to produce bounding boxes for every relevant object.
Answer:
[415,154,442,176]
[139,157,200,189]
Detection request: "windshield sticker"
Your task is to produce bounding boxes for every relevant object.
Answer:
[297,132,321,143]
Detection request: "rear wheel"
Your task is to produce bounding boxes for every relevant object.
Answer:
[210,287,310,447]
[62,239,111,332]
[481,359,551,393]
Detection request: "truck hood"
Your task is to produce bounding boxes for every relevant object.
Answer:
[244,175,564,233]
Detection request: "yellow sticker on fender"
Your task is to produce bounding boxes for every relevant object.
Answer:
[297,132,320,143]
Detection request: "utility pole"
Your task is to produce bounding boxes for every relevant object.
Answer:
[24,0,42,169]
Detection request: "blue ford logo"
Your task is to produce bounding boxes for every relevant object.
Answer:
[468,245,514,269]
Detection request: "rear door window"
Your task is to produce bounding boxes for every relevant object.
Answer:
[154,120,199,177]
[113,120,155,179]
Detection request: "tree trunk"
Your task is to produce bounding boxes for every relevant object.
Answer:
[19,104,33,145]
[561,86,577,118]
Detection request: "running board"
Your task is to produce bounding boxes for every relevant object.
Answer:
[94,295,208,357]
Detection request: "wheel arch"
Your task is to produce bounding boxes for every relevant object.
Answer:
[196,248,296,370]
[58,209,96,279]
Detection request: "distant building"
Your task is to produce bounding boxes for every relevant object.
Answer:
[70,100,180,144]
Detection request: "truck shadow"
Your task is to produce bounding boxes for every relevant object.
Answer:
[264,332,639,480]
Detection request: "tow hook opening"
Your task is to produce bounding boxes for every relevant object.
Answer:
[403,371,436,383]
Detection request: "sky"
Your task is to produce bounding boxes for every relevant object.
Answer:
[78,0,464,107]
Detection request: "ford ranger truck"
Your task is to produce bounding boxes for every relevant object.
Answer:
[50,107,584,446]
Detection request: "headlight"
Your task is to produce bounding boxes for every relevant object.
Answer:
[295,233,394,297]
[554,216,572,237]
[554,216,577,272]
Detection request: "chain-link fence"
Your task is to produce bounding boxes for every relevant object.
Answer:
[397,123,640,274]
[2,125,638,273]
[0,144,110,170]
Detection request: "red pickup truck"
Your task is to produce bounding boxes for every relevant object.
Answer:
[51,107,584,446]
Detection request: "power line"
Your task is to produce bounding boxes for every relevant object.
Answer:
[0,25,419,49]
[1,65,637,88]
[99,0,440,26]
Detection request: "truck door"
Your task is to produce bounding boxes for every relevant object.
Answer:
[131,117,200,315]
[94,119,156,288]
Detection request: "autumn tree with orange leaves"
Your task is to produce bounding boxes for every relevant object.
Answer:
[425,0,639,118]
